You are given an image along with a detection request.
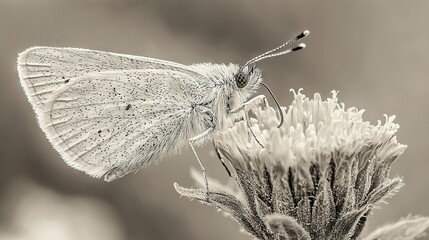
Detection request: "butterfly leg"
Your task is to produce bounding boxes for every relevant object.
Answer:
[230,95,269,147]
[230,95,269,114]
[243,110,264,148]
[189,126,214,202]
[213,141,232,177]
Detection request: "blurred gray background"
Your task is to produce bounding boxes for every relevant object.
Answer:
[1,0,428,239]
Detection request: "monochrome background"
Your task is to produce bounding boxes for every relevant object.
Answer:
[0,0,428,239]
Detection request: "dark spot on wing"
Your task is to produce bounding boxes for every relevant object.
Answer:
[61,76,70,83]
[125,104,131,110]
[98,130,102,134]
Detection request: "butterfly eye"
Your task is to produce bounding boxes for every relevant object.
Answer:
[235,72,248,88]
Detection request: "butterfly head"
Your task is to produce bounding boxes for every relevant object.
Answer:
[231,65,263,104]
[234,64,262,88]
[234,65,260,88]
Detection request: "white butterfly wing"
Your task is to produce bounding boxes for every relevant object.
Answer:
[18,47,206,181]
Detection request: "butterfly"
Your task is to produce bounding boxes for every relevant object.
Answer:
[17,30,309,189]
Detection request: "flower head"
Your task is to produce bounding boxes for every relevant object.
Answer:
[175,90,427,240]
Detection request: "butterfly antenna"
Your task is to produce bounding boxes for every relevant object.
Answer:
[240,30,309,71]
[261,82,284,128]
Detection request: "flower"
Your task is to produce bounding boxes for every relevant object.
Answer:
[175,89,429,240]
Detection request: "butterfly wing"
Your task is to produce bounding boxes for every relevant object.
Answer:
[18,47,206,181]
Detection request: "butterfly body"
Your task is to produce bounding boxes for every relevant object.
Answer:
[188,63,262,129]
